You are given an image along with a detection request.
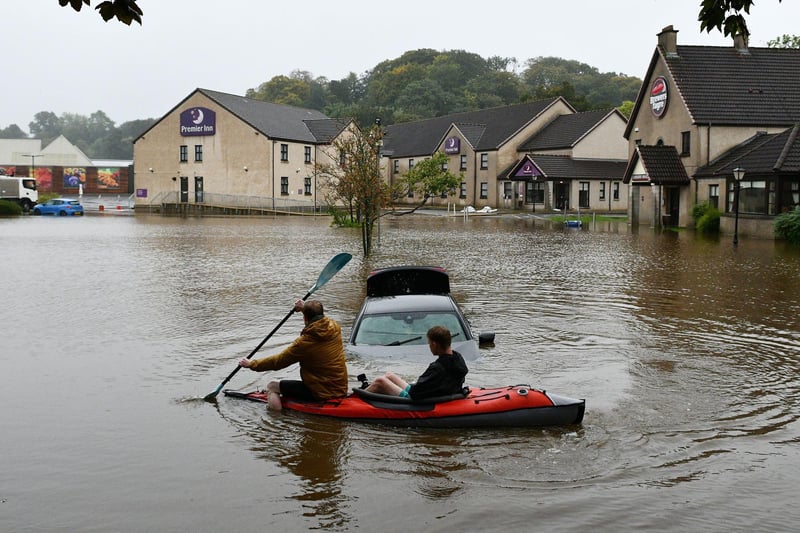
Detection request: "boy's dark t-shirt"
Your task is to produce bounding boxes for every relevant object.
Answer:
[408,350,468,400]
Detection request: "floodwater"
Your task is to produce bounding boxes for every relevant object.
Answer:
[1,212,799,532]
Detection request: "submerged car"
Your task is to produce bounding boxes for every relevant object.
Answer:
[347,266,495,360]
[32,198,84,216]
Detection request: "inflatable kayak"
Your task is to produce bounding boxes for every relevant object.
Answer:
[224,385,585,428]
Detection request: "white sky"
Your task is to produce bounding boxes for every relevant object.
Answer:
[3,0,799,133]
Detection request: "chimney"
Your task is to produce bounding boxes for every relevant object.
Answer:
[733,32,750,54]
[658,25,679,57]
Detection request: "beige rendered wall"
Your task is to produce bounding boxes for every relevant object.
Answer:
[573,114,628,160]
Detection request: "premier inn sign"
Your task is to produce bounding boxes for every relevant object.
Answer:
[444,136,460,154]
[180,107,216,136]
[649,76,668,118]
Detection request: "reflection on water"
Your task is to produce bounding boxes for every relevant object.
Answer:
[1,213,799,531]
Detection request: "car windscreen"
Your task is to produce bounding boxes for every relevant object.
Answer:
[352,311,467,346]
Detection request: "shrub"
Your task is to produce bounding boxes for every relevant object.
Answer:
[0,199,23,216]
[692,203,721,234]
[774,207,800,245]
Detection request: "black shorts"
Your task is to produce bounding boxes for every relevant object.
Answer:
[279,379,317,401]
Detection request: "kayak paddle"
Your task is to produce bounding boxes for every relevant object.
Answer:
[203,252,352,401]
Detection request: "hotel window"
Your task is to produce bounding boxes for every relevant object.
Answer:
[408,159,415,170]
[280,176,289,195]
[304,146,312,164]
[613,182,620,200]
[480,153,488,169]
[393,160,399,174]
[681,131,691,156]
[480,182,488,199]
[460,182,467,198]
[460,154,467,171]
[304,177,312,195]
[281,144,289,162]
[179,145,188,162]
[503,182,513,200]
[441,160,448,171]
[194,145,203,162]
[599,181,606,200]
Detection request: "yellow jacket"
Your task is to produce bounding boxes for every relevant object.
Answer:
[250,316,348,400]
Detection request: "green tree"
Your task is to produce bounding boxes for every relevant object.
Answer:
[391,152,461,213]
[767,34,800,48]
[316,122,387,256]
[0,124,28,139]
[58,0,143,25]
[617,100,635,119]
[28,111,62,145]
[246,75,311,108]
[698,0,785,41]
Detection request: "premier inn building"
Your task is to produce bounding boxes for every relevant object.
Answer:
[623,26,800,237]
[133,88,350,213]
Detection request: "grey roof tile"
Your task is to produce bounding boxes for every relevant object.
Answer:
[199,88,330,143]
[624,145,690,185]
[382,98,564,157]
[695,124,800,176]
[518,109,615,151]
[667,46,800,126]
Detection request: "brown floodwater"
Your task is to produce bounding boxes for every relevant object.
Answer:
[1,212,798,532]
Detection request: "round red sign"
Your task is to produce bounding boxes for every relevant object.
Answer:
[649,76,668,118]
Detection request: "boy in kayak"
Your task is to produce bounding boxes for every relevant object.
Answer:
[365,325,468,400]
[239,299,348,410]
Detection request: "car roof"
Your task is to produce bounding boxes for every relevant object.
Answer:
[362,293,458,315]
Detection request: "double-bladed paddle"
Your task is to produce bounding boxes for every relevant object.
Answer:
[203,252,352,401]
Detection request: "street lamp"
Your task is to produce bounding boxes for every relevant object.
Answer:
[22,153,42,178]
[733,167,745,245]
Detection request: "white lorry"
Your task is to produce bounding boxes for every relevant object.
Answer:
[0,176,38,212]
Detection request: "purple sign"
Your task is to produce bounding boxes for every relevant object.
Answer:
[444,136,460,154]
[514,160,542,178]
[180,107,216,136]
[136,188,148,198]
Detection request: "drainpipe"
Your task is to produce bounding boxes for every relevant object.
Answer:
[271,140,275,211]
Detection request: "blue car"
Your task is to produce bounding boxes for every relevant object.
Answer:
[32,198,85,216]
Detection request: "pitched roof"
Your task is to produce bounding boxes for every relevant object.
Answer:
[625,44,800,139]
[695,124,800,177]
[135,88,336,144]
[199,88,331,142]
[518,109,616,151]
[623,144,690,185]
[667,45,800,126]
[382,98,567,158]
[501,154,627,180]
[303,118,351,143]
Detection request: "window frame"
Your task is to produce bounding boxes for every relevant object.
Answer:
[194,145,203,162]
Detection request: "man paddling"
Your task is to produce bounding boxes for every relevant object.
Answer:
[239,299,348,410]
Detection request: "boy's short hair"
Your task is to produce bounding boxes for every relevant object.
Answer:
[426,325,451,348]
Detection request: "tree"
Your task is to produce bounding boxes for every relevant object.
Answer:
[59,0,143,25]
[316,122,388,256]
[391,152,461,214]
[698,0,785,41]
[0,124,28,139]
[767,34,800,48]
[28,111,62,145]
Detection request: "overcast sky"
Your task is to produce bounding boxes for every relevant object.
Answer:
[4,0,799,134]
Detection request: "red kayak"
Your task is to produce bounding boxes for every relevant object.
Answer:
[224,385,585,428]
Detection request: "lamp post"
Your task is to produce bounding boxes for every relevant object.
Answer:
[22,153,42,178]
[733,167,744,245]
